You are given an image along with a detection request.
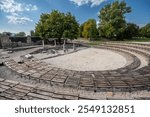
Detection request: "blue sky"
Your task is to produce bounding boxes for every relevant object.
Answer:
[0,0,150,35]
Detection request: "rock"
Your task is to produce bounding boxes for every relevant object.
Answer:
[51,49,56,54]
[25,54,33,59]
[8,51,13,54]
[1,56,10,59]
[42,51,47,53]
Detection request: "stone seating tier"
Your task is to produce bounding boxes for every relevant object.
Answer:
[4,42,150,92]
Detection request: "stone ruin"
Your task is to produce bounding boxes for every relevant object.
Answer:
[0,35,42,49]
[0,35,11,49]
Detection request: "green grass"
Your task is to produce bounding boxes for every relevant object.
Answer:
[88,40,103,45]
[124,38,150,42]
[78,37,150,46]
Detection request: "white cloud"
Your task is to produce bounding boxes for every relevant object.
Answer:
[0,0,38,13]
[0,0,37,24]
[70,0,107,7]
[0,0,22,13]
[6,13,33,24]
[25,4,38,11]
[31,5,38,11]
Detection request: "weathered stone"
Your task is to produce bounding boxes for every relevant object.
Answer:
[11,87,30,93]
[31,73,42,78]
[17,70,25,74]
[52,94,64,99]
[22,96,42,100]
[15,85,33,91]
[64,95,78,100]
[27,93,52,100]
[0,85,11,89]
[0,78,4,82]
[0,88,5,92]
[5,89,26,97]
[0,92,22,100]
[28,70,37,74]
[22,72,32,76]
[0,96,8,100]
[36,87,54,93]
[5,80,19,85]
[79,93,99,100]
[0,82,11,86]
[34,90,53,97]
[54,88,78,97]
[51,78,66,83]
[65,80,79,88]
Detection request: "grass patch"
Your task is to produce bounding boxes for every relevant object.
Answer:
[88,40,103,45]
[77,37,150,46]
[124,38,150,42]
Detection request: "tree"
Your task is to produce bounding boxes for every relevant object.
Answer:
[35,10,79,43]
[15,32,26,37]
[140,23,150,38]
[82,19,99,40]
[62,12,79,40]
[124,23,139,39]
[79,23,84,37]
[98,0,131,40]
[35,11,64,43]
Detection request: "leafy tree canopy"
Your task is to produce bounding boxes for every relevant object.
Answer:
[98,0,131,40]
[81,19,99,40]
[35,10,79,43]
[140,23,150,38]
[124,23,139,39]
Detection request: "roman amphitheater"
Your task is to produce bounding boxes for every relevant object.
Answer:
[0,41,150,100]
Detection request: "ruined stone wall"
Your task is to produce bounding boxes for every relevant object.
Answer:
[0,35,42,49]
[27,36,32,44]
[0,35,12,49]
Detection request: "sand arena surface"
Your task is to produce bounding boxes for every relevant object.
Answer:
[43,48,127,71]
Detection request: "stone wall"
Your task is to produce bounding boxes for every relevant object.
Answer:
[0,35,12,49]
[0,35,42,49]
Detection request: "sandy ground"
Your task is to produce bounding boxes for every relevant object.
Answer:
[43,48,127,71]
[33,47,87,60]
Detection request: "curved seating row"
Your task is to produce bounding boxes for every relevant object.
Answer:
[3,42,150,92]
[0,78,150,100]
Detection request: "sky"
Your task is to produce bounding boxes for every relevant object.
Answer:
[0,0,150,35]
